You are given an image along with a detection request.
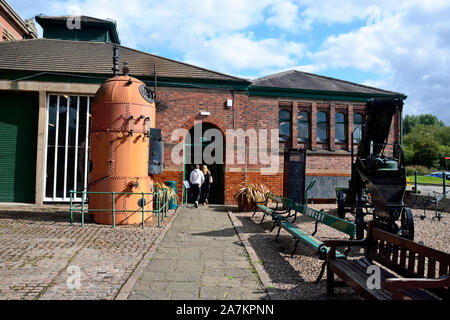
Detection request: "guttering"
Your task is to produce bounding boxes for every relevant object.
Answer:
[249,85,407,102]
[0,69,251,91]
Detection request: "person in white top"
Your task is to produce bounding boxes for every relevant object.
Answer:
[189,164,205,208]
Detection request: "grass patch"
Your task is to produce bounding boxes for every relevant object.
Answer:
[407,175,448,185]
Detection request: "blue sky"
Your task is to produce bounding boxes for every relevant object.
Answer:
[9,0,450,124]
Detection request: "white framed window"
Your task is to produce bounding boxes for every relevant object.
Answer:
[44,94,93,202]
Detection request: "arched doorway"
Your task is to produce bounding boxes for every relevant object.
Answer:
[184,122,224,204]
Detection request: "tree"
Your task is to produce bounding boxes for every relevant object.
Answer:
[411,135,443,168]
[403,114,444,135]
[403,114,418,135]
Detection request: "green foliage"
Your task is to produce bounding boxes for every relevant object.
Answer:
[405,165,435,176]
[403,114,445,135]
[403,114,448,169]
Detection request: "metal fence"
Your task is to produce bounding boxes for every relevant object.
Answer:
[69,188,169,228]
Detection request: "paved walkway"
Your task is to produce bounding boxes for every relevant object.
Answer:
[0,206,167,300]
[127,205,267,300]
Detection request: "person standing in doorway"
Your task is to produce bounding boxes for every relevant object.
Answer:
[201,165,212,205]
[189,164,204,208]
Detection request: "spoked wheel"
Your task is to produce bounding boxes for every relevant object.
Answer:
[337,190,345,219]
[355,207,366,240]
[398,207,414,241]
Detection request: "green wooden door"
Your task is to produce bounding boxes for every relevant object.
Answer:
[0,91,38,203]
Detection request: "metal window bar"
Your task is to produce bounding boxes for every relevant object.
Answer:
[63,96,70,201]
[44,94,93,202]
[52,95,60,200]
[73,97,80,198]
[69,189,169,229]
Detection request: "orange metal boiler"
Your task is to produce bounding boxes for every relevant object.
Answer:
[89,75,156,225]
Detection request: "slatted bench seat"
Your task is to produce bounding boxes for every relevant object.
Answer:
[324,221,450,300]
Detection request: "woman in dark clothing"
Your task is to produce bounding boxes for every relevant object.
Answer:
[200,165,212,205]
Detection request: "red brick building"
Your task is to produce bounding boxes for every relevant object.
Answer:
[0,0,37,41]
[0,14,406,205]
[154,71,405,204]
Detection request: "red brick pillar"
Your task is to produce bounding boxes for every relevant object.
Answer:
[347,104,353,152]
[329,104,335,151]
[292,103,298,148]
[311,103,317,151]
[394,111,400,143]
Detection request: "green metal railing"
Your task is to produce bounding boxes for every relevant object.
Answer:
[69,188,169,228]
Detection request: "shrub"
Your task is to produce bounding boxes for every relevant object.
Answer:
[405,165,438,176]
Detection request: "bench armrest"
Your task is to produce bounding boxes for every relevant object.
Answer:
[323,239,367,259]
[253,193,271,205]
[253,200,267,204]
[383,276,450,300]
[323,239,367,248]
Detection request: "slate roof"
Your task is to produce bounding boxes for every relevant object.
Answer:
[35,15,115,25]
[251,70,403,95]
[0,38,245,81]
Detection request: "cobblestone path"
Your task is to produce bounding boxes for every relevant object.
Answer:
[0,207,168,300]
[128,205,267,300]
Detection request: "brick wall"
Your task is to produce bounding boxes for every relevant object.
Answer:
[153,88,401,205]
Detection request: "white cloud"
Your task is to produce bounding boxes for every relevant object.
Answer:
[9,0,450,123]
[296,0,417,30]
[266,0,300,31]
[184,33,304,74]
[304,1,450,124]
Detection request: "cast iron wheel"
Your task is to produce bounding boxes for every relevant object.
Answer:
[337,190,345,219]
[398,207,414,241]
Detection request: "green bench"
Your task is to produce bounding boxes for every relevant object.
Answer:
[256,194,356,283]
[252,193,294,224]
[272,202,355,257]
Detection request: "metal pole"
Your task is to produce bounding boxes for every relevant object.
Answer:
[81,190,85,228]
[443,171,446,198]
[157,191,161,228]
[70,190,73,225]
[161,189,165,222]
[166,188,169,216]
[112,192,115,228]
[164,188,168,218]
[415,170,418,194]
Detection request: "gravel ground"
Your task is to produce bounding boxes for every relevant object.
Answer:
[232,204,449,300]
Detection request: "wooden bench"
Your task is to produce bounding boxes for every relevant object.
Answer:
[324,221,450,300]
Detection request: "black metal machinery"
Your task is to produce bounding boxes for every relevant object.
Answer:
[148,128,164,175]
[283,148,307,205]
[336,98,414,240]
